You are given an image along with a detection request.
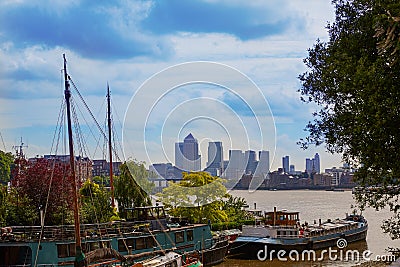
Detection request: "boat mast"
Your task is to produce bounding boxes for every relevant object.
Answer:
[107,84,115,208]
[63,54,81,248]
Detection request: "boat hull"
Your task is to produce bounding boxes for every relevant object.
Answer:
[229,225,367,260]
[198,238,229,266]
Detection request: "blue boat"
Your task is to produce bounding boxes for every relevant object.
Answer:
[0,206,224,266]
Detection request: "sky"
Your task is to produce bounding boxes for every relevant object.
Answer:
[0,0,342,172]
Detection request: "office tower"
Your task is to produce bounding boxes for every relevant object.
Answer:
[305,153,321,174]
[314,153,320,174]
[289,164,295,174]
[306,158,313,173]
[245,150,257,174]
[206,141,223,176]
[282,155,289,173]
[255,150,270,178]
[175,133,201,171]
[224,150,245,179]
[175,142,184,169]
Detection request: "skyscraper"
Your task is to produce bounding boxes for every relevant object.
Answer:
[306,158,313,174]
[206,141,223,176]
[255,150,270,178]
[314,153,320,174]
[305,153,321,174]
[245,150,257,174]
[175,133,201,171]
[282,155,289,173]
[224,150,245,180]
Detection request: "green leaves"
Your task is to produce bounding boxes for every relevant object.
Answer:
[299,0,400,239]
[79,179,116,223]
[114,161,152,218]
[0,150,14,184]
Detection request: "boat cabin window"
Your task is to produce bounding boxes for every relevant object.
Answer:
[82,240,111,252]
[187,230,194,241]
[125,206,167,221]
[136,237,146,250]
[146,236,156,248]
[118,238,135,252]
[175,231,185,243]
[57,243,76,258]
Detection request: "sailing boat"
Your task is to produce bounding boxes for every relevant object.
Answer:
[0,55,225,267]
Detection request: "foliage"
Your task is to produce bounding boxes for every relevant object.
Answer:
[211,219,255,231]
[114,161,151,218]
[92,175,110,187]
[0,185,7,226]
[3,187,38,226]
[221,195,249,221]
[125,160,155,194]
[298,0,400,238]
[0,150,14,184]
[11,158,74,225]
[79,179,116,223]
[157,172,244,224]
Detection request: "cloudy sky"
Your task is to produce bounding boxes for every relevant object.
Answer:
[0,0,342,171]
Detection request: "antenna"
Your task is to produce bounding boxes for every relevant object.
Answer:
[12,137,28,159]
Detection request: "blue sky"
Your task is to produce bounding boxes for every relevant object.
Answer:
[0,0,341,171]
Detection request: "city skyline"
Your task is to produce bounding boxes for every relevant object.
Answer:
[0,1,342,172]
[168,133,327,176]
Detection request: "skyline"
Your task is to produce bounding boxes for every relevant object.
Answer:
[0,1,342,171]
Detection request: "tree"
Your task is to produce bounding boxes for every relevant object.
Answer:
[221,195,249,222]
[79,179,116,223]
[114,161,151,218]
[298,0,400,238]
[157,172,228,223]
[0,150,14,184]
[4,187,38,226]
[11,158,74,225]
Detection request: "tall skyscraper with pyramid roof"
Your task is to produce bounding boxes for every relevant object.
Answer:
[175,133,201,171]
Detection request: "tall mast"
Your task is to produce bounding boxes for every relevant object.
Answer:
[63,54,81,248]
[107,84,115,208]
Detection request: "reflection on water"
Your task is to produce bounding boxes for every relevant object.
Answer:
[221,241,368,267]
[216,190,400,267]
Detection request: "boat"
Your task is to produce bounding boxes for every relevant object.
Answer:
[229,207,368,260]
[130,251,203,267]
[0,55,227,266]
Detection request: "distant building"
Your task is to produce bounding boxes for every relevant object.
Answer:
[149,163,182,180]
[175,133,201,172]
[205,141,223,176]
[224,150,245,180]
[305,153,321,174]
[92,159,122,177]
[289,164,295,174]
[313,173,332,186]
[42,154,93,182]
[282,156,289,173]
[245,150,257,174]
[314,153,320,174]
[255,150,270,179]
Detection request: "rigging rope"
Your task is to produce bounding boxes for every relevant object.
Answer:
[69,78,122,162]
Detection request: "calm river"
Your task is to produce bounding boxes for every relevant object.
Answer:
[217,190,400,266]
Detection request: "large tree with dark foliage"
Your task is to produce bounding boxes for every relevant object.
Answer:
[11,158,74,225]
[299,0,400,238]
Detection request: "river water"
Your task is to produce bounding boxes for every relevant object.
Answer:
[217,190,400,266]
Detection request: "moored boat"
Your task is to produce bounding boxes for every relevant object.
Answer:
[229,207,368,260]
